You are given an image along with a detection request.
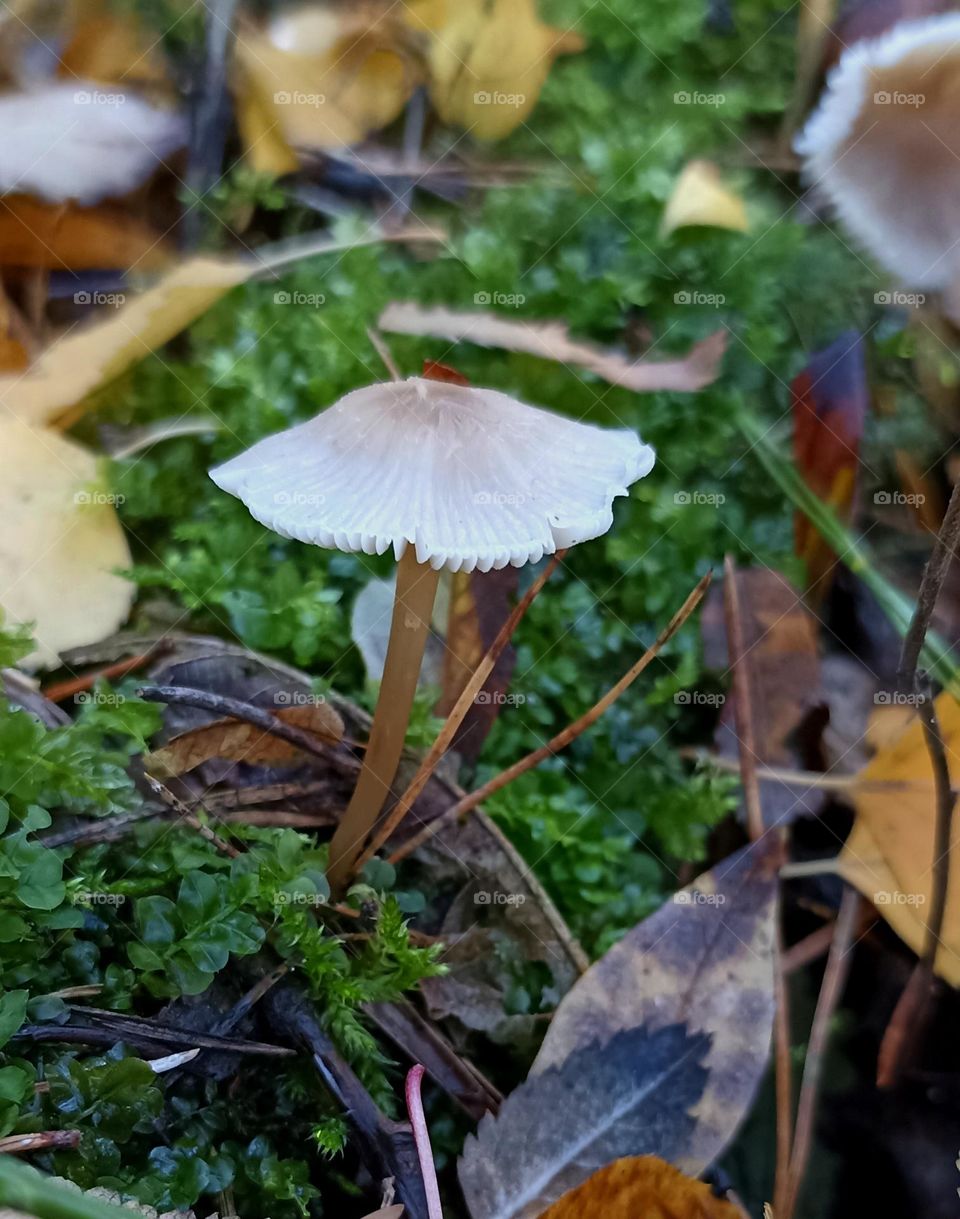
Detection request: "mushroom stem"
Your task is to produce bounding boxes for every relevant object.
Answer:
[327,547,440,893]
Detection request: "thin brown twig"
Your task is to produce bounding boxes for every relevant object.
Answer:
[782,886,861,1219]
[389,572,712,867]
[0,1131,81,1155]
[723,557,792,1217]
[354,552,564,873]
[897,479,960,693]
[43,649,164,702]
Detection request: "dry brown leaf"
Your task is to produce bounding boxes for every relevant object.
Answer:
[0,196,170,271]
[379,302,726,392]
[57,0,170,89]
[840,692,960,983]
[0,257,250,428]
[146,701,345,777]
[0,417,133,667]
[532,842,778,1176]
[661,160,748,237]
[536,1156,741,1219]
[425,0,584,139]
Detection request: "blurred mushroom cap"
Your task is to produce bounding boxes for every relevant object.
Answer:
[210,376,654,573]
[796,13,960,289]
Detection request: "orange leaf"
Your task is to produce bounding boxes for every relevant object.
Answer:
[0,196,170,271]
[537,1156,741,1219]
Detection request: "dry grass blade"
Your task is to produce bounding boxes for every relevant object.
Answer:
[390,571,711,866]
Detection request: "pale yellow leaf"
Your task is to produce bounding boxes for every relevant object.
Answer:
[661,160,749,237]
[0,418,133,668]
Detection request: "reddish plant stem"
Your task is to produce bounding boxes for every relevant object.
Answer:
[405,1064,443,1219]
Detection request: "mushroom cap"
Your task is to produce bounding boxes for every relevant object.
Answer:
[796,13,960,290]
[210,376,654,573]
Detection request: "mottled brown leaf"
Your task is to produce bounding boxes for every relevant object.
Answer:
[536,1155,742,1219]
[532,842,778,1176]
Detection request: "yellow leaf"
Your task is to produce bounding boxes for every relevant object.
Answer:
[233,5,423,162]
[661,160,749,237]
[147,702,345,778]
[425,0,584,139]
[536,1156,742,1219]
[58,1,169,89]
[0,418,133,668]
[0,196,170,271]
[839,693,960,983]
[0,256,250,428]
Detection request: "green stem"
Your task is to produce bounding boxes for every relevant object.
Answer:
[0,1158,137,1219]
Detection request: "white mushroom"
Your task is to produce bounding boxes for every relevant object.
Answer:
[211,375,654,890]
[796,13,960,292]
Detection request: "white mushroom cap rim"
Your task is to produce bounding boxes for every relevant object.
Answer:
[210,376,655,573]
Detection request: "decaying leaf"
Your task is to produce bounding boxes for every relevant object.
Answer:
[536,1155,741,1219]
[458,1024,711,1219]
[532,842,778,1177]
[147,701,344,777]
[57,1,170,90]
[425,0,584,139]
[661,160,748,237]
[0,196,170,271]
[0,417,133,667]
[0,257,250,428]
[840,692,960,983]
[702,566,824,828]
[379,303,726,393]
[0,82,185,205]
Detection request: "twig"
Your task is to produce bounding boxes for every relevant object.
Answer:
[897,480,960,693]
[144,776,240,858]
[781,886,861,1219]
[0,1131,80,1155]
[405,1065,443,1219]
[389,572,711,866]
[724,557,792,1216]
[367,326,402,380]
[43,650,164,702]
[137,686,347,769]
[355,553,564,872]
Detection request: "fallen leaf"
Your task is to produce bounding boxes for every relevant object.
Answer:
[378,302,726,392]
[57,2,170,89]
[792,332,867,602]
[0,82,185,205]
[840,692,960,983]
[0,196,170,271]
[532,842,778,1177]
[146,701,344,777]
[458,1023,711,1219]
[702,566,824,828]
[233,5,423,165]
[425,0,584,139]
[661,160,748,236]
[536,1156,741,1219]
[0,256,250,428]
[0,417,133,668]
